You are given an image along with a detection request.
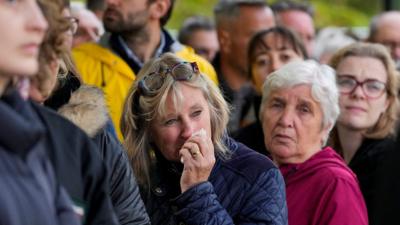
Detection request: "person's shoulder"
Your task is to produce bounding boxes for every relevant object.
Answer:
[309,149,358,186]
[31,102,93,144]
[220,138,277,182]
[72,42,118,63]
[73,42,108,56]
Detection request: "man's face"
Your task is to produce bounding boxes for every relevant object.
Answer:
[220,5,275,76]
[103,0,150,33]
[373,13,400,63]
[186,29,219,62]
[278,10,315,57]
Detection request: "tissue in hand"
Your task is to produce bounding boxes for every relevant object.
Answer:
[191,128,206,138]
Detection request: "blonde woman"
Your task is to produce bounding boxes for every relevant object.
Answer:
[329,42,400,224]
[121,53,288,225]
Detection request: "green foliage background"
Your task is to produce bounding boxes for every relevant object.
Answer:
[166,0,383,30]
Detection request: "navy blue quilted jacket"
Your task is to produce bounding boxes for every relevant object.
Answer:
[142,137,288,225]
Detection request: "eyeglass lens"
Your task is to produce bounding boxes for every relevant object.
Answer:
[337,76,386,98]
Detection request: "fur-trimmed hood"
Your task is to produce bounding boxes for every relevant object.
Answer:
[58,85,108,137]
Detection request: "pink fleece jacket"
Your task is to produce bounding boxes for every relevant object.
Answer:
[280,147,368,225]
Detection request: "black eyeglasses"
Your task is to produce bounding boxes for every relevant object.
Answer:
[138,61,200,96]
[337,75,387,99]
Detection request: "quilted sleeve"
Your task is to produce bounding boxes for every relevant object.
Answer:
[173,181,234,225]
[172,168,288,225]
[238,168,288,225]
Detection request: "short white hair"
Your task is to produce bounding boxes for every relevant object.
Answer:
[259,60,340,145]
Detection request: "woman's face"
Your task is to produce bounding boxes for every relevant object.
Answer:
[261,84,329,165]
[149,83,213,162]
[251,33,303,94]
[336,56,389,132]
[0,0,47,77]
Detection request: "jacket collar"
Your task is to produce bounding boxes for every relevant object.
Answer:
[108,29,183,74]
[0,89,45,156]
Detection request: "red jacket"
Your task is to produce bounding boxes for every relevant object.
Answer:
[280,147,368,225]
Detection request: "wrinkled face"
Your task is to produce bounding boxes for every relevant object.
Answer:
[149,83,212,162]
[262,85,328,165]
[0,0,47,78]
[336,56,389,132]
[187,29,219,62]
[221,5,275,75]
[104,0,150,33]
[251,33,303,94]
[278,10,314,56]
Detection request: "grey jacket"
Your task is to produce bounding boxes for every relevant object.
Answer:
[0,89,80,225]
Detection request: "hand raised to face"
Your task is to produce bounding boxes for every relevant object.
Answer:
[179,129,215,193]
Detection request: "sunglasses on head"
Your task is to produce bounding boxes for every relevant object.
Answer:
[137,61,200,96]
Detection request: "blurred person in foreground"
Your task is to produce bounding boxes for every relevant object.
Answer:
[234,26,307,154]
[121,53,288,225]
[30,0,151,224]
[329,42,400,225]
[271,0,315,57]
[260,60,368,225]
[367,11,400,69]
[72,0,217,141]
[178,15,219,62]
[0,0,80,224]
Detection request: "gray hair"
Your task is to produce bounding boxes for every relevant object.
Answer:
[271,0,314,18]
[214,0,267,28]
[259,60,340,145]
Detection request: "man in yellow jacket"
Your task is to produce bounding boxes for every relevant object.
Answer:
[73,0,217,140]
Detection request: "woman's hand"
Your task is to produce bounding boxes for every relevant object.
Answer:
[179,129,215,193]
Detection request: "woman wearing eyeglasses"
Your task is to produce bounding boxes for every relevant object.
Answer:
[121,53,288,225]
[329,42,400,224]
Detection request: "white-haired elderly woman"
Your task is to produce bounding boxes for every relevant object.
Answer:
[259,60,368,225]
[121,53,288,225]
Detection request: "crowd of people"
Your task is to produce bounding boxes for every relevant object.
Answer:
[1,0,400,225]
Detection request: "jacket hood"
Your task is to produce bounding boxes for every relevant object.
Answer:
[58,85,108,137]
[280,147,355,185]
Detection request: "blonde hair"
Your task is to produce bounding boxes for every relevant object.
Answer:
[121,53,230,187]
[329,42,399,144]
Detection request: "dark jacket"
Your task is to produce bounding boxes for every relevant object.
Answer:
[31,102,119,225]
[234,95,269,156]
[57,85,150,225]
[0,89,80,225]
[212,53,256,134]
[143,137,288,225]
[349,137,400,225]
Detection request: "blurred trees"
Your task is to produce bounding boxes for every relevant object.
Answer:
[167,0,383,29]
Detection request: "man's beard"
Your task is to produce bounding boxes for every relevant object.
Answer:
[103,8,148,34]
